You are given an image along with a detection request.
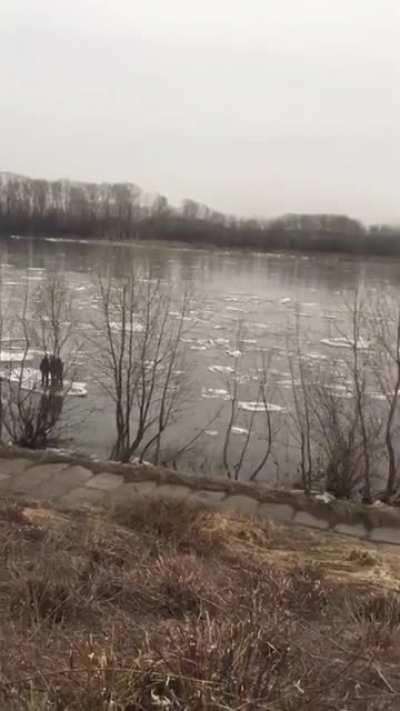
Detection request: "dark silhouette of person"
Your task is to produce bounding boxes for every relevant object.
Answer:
[39,353,50,388]
[55,356,64,388]
[49,354,57,387]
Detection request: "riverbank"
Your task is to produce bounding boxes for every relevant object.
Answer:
[1,444,400,547]
[0,493,399,709]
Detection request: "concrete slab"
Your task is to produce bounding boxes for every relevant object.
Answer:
[334,523,368,539]
[220,495,260,516]
[59,486,106,509]
[189,490,226,508]
[86,473,124,491]
[151,484,191,501]
[369,527,400,545]
[7,462,69,494]
[258,502,294,524]
[294,511,330,530]
[33,465,94,499]
[107,482,157,509]
[0,474,12,491]
[0,458,32,477]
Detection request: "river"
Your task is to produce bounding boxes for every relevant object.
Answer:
[2,236,400,485]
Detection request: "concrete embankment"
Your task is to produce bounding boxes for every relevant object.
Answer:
[0,444,399,548]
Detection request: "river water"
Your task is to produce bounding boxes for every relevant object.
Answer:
[2,236,400,484]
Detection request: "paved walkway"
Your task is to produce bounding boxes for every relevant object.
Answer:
[0,455,258,513]
[0,450,399,549]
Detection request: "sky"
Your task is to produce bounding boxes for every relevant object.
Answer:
[1,0,400,224]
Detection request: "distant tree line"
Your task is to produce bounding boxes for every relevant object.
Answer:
[0,172,399,255]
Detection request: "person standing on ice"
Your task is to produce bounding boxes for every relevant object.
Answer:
[49,354,57,387]
[39,353,50,388]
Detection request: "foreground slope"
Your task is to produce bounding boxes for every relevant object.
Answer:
[0,496,399,710]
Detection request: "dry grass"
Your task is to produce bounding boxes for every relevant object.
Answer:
[0,497,398,709]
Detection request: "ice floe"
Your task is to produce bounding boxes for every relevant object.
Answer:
[231,426,249,435]
[109,321,144,333]
[1,367,87,397]
[238,401,285,413]
[204,429,219,437]
[320,337,370,351]
[306,352,327,361]
[226,349,242,358]
[201,386,230,400]
[208,365,235,376]
[0,350,34,364]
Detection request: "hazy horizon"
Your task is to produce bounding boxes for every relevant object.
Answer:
[1,0,399,224]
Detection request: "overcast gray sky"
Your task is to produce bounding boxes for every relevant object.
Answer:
[1,0,399,223]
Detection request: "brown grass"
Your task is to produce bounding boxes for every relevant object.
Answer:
[0,497,398,709]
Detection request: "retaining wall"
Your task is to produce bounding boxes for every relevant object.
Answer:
[0,444,399,546]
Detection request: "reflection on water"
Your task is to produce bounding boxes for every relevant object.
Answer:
[2,236,400,483]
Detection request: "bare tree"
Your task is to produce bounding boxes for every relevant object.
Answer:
[366,291,400,500]
[0,272,78,449]
[89,268,189,463]
[220,348,277,482]
[31,271,75,357]
[286,311,314,493]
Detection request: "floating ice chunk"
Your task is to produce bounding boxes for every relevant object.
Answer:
[204,429,219,437]
[226,306,246,313]
[277,379,300,388]
[231,426,249,435]
[320,337,370,350]
[110,321,144,333]
[0,350,34,364]
[215,338,229,345]
[238,401,285,413]
[190,345,207,351]
[74,285,86,292]
[315,492,335,504]
[302,302,317,308]
[280,297,291,304]
[324,384,353,399]
[241,339,257,345]
[208,365,235,375]
[366,391,387,402]
[201,386,230,400]
[306,352,327,361]
[2,367,87,397]
[226,349,242,358]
